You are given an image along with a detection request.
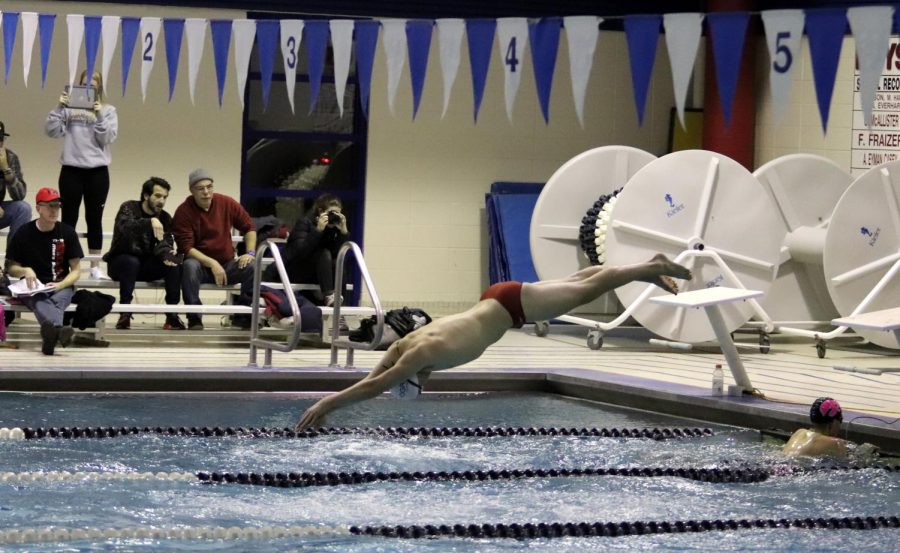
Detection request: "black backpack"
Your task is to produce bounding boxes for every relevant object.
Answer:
[350,307,432,347]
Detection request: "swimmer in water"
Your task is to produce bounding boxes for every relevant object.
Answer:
[782,397,877,460]
[296,254,692,429]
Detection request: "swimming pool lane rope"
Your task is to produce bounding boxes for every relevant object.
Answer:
[0,516,895,545]
[3,426,715,441]
[1,464,897,486]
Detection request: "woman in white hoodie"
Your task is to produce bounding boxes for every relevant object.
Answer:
[45,70,118,279]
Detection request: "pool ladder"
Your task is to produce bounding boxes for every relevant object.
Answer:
[246,240,386,369]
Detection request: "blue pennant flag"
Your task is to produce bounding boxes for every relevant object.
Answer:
[707,12,749,127]
[529,17,561,124]
[407,20,434,119]
[806,9,847,131]
[84,16,101,82]
[255,20,279,111]
[304,21,329,114]
[120,17,140,95]
[163,18,184,101]
[210,20,232,106]
[3,12,19,84]
[38,13,55,88]
[466,19,496,122]
[624,15,661,125]
[355,20,380,119]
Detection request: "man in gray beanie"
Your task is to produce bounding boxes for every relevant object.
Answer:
[171,168,256,330]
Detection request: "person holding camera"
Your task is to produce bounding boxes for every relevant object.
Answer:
[263,193,348,306]
[44,70,118,280]
[0,121,31,245]
[103,177,185,330]
[172,169,256,331]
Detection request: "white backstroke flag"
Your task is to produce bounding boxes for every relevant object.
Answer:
[66,14,84,89]
[21,12,37,86]
[330,20,354,117]
[381,19,407,116]
[280,19,304,114]
[497,18,529,123]
[848,6,894,128]
[436,18,464,119]
[563,16,600,128]
[139,17,161,102]
[185,18,207,105]
[760,10,804,126]
[232,19,256,109]
[100,16,120,93]
[663,13,703,128]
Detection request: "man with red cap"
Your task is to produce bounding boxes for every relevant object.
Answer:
[4,187,83,354]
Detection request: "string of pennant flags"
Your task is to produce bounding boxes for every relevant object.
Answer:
[0,6,895,129]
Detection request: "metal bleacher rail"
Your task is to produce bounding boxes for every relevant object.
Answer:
[1,229,380,364]
[248,240,385,369]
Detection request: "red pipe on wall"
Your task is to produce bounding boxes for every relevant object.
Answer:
[702,0,757,170]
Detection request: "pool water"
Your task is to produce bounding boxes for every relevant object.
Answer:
[0,392,897,552]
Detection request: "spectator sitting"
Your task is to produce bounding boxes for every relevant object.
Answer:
[263,193,348,306]
[0,121,31,245]
[172,169,256,331]
[103,176,185,330]
[4,187,82,355]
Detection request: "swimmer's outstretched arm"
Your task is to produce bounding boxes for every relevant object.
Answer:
[296,350,426,430]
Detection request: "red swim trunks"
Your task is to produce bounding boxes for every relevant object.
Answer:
[480,281,526,328]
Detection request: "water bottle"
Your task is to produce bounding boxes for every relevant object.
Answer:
[712,364,724,396]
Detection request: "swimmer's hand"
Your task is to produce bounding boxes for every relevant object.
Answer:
[296,404,327,431]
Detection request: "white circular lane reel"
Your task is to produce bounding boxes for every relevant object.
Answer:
[753,154,851,325]
[824,159,900,349]
[530,146,657,281]
[604,150,784,343]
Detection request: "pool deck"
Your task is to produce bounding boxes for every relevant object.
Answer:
[1,322,899,454]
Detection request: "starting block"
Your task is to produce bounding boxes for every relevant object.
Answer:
[650,286,763,394]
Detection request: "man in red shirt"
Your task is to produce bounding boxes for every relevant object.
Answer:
[171,169,256,330]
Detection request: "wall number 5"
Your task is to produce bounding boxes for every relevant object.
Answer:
[773,31,792,74]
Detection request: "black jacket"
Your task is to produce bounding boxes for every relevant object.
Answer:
[263,215,347,281]
[103,200,174,262]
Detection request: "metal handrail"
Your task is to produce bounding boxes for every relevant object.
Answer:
[247,241,306,368]
[329,241,386,367]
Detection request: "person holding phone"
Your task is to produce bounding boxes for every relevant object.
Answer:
[262,193,349,306]
[103,177,185,330]
[44,70,118,280]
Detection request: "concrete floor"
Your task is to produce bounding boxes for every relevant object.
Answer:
[1,320,899,453]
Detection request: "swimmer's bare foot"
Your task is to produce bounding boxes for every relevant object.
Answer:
[641,254,692,294]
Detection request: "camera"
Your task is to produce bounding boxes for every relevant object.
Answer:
[327,211,342,225]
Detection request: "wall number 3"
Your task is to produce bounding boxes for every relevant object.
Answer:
[285,36,297,69]
[773,31,792,74]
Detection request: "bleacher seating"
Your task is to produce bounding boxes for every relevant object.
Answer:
[1,229,371,347]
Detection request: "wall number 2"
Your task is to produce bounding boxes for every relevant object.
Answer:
[142,32,154,62]
[773,31,792,74]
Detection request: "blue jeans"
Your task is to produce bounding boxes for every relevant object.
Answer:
[21,287,75,326]
[181,258,254,324]
[0,200,31,245]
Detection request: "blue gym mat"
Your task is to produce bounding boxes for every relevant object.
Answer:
[486,182,543,285]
